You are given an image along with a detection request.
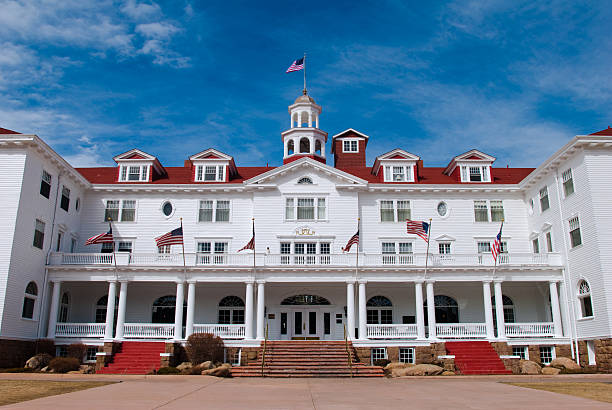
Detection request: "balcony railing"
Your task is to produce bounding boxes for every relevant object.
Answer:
[436,323,487,338]
[48,252,563,268]
[192,324,246,339]
[366,324,418,339]
[505,322,555,337]
[123,323,175,339]
[55,323,105,338]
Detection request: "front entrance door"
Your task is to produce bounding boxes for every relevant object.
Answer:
[291,310,319,340]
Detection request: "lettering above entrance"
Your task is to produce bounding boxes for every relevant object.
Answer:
[295,226,315,236]
[281,295,330,305]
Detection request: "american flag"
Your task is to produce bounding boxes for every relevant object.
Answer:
[155,226,183,247]
[238,222,255,252]
[286,57,304,73]
[407,220,430,242]
[343,230,359,252]
[492,223,503,261]
[85,227,114,245]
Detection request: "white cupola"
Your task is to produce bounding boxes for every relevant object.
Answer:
[281,90,328,164]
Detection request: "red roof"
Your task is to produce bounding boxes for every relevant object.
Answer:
[0,127,20,134]
[590,127,612,136]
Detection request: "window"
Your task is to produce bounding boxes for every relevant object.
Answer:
[381,242,413,264]
[399,347,415,364]
[562,168,574,197]
[492,295,515,323]
[119,165,149,182]
[367,296,393,324]
[512,346,528,360]
[437,202,448,217]
[117,241,132,253]
[539,187,550,211]
[474,201,489,222]
[104,200,136,222]
[70,238,77,253]
[198,200,231,222]
[285,197,326,220]
[578,280,593,318]
[56,346,67,357]
[397,200,410,221]
[569,216,582,248]
[104,200,119,221]
[158,245,171,254]
[383,165,414,182]
[439,243,451,258]
[86,347,98,362]
[162,201,173,217]
[195,164,225,182]
[121,200,136,222]
[59,292,69,323]
[461,165,490,182]
[477,241,491,253]
[545,231,553,253]
[469,166,482,182]
[75,198,80,212]
[60,186,70,211]
[380,200,394,222]
[343,140,358,152]
[40,170,51,198]
[96,295,118,323]
[539,346,554,365]
[55,232,63,252]
[197,241,228,264]
[371,348,387,362]
[532,238,540,254]
[33,219,45,249]
[380,200,410,222]
[298,177,313,184]
[490,201,504,222]
[22,282,38,319]
[218,296,245,324]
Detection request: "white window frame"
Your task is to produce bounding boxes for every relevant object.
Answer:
[342,139,359,153]
[370,347,388,362]
[545,231,553,253]
[383,165,414,182]
[379,199,411,222]
[512,346,529,360]
[22,282,38,320]
[474,200,489,222]
[577,280,594,319]
[103,199,137,222]
[532,237,540,254]
[438,242,451,255]
[381,241,414,264]
[40,170,52,198]
[196,240,230,264]
[33,219,45,250]
[539,346,555,365]
[568,216,582,248]
[279,241,333,265]
[539,186,550,212]
[460,165,491,182]
[119,164,150,182]
[399,347,415,364]
[284,197,327,221]
[197,199,232,223]
[562,168,575,197]
[195,164,226,182]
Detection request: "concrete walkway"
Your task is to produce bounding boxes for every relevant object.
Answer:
[1,374,611,409]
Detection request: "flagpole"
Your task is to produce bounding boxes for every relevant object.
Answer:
[492,219,504,278]
[180,218,186,277]
[303,52,307,93]
[252,218,256,278]
[423,219,432,280]
[109,218,118,281]
[355,218,360,279]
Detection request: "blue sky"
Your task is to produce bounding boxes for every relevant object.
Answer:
[1,0,611,169]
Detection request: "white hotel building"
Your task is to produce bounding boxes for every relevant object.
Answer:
[0,91,611,371]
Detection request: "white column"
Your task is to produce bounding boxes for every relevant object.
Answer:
[115,281,128,340]
[426,281,436,339]
[283,140,288,157]
[174,282,185,340]
[308,112,312,127]
[256,281,266,340]
[185,282,196,338]
[358,281,367,340]
[315,115,319,129]
[346,282,355,339]
[309,136,314,154]
[549,281,563,337]
[415,281,425,339]
[483,281,495,339]
[493,281,506,339]
[245,282,254,340]
[104,281,117,340]
[46,280,62,338]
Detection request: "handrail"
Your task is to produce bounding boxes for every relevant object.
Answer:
[261,323,268,377]
[344,324,353,378]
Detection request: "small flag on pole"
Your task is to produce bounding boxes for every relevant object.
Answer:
[85,227,114,245]
[286,57,304,73]
[155,226,184,247]
[407,220,430,242]
[343,230,360,252]
[492,223,503,261]
[238,222,255,252]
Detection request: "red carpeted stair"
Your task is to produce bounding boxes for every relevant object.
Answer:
[445,341,512,375]
[97,341,165,374]
[231,341,384,378]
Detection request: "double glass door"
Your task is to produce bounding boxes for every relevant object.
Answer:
[280,310,320,339]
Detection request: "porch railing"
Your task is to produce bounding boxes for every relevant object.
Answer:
[366,324,418,339]
[192,324,246,339]
[55,323,105,338]
[436,323,487,338]
[123,323,174,339]
[505,322,555,337]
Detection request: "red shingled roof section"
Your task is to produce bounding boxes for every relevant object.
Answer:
[76,166,275,184]
[0,127,20,134]
[590,127,612,136]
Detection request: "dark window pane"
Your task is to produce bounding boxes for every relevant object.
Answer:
[22,298,34,319]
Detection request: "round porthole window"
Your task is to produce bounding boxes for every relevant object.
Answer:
[437,201,448,217]
[162,201,174,217]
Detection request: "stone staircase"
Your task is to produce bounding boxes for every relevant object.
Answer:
[231,341,384,377]
[445,341,512,375]
[97,341,165,374]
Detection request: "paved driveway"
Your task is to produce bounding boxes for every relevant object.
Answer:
[2,374,611,409]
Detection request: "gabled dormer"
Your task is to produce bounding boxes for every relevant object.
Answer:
[114,149,166,182]
[331,128,369,168]
[444,149,496,183]
[372,149,420,182]
[189,148,237,182]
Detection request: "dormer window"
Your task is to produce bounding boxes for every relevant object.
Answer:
[119,165,149,182]
[196,164,225,182]
[383,165,414,182]
[343,140,358,152]
[460,165,490,182]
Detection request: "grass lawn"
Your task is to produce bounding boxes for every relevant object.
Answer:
[0,380,115,406]
[508,382,612,403]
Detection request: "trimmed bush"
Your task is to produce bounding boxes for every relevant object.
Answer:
[67,343,87,363]
[373,359,391,367]
[35,339,56,356]
[185,333,224,365]
[157,366,181,375]
[49,357,80,373]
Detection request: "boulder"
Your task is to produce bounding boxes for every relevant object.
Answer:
[550,357,580,370]
[519,360,542,375]
[201,363,231,377]
[399,364,443,376]
[40,366,49,372]
[79,365,95,374]
[67,371,81,374]
[177,362,193,371]
[199,361,214,370]
[25,353,52,370]
[441,371,456,376]
[384,362,413,371]
[542,367,561,375]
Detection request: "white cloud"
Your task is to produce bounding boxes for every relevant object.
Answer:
[136,22,180,39]
[121,0,161,20]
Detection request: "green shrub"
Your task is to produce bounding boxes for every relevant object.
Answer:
[67,343,87,363]
[373,359,391,367]
[157,366,181,375]
[35,339,56,356]
[48,357,80,373]
[185,333,224,365]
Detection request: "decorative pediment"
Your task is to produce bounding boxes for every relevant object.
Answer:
[113,149,157,162]
[113,149,165,181]
[331,128,370,141]
[244,157,367,185]
[444,149,496,175]
[434,234,456,242]
[189,148,234,161]
[372,149,420,179]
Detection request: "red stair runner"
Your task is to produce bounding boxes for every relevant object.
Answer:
[445,341,512,375]
[97,341,165,374]
[231,341,384,378]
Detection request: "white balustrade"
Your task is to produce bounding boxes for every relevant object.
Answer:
[55,323,105,338]
[436,323,487,338]
[192,324,246,339]
[263,253,352,266]
[505,322,555,337]
[123,323,175,339]
[366,324,418,339]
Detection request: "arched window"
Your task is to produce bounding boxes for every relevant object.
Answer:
[152,295,187,324]
[315,140,322,155]
[297,177,313,185]
[300,111,308,127]
[292,113,299,128]
[367,296,392,324]
[424,295,459,323]
[578,280,593,318]
[287,140,294,155]
[281,295,330,305]
[59,292,70,323]
[218,296,245,324]
[96,294,119,323]
[299,137,310,153]
[22,281,38,319]
[491,295,515,323]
